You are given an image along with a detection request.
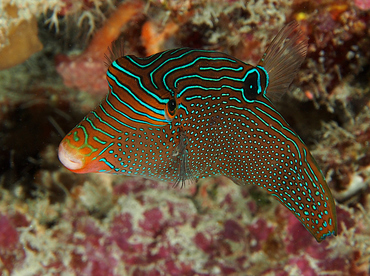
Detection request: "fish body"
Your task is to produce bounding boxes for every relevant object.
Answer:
[59,22,337,242]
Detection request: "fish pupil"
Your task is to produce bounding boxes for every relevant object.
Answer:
[168,99,177,113]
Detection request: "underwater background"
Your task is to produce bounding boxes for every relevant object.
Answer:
[0,0,369,275]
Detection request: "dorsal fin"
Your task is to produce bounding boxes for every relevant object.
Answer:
[259,21,308,100]
[104,37,125,68]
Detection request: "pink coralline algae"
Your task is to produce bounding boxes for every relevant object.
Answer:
[68,217,119,276]
[247,218,274,252]
[56,53,107,95]
[0,213,27,273]
[0,173,369,275]
[354,0,370,10]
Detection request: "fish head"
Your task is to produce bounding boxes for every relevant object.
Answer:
[58,54,182,177]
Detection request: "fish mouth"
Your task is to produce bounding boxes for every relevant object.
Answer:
[58,141,84,171]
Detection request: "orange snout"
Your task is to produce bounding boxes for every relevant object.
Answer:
[58,139,86,172]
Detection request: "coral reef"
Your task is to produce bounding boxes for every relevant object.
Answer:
[56,1,145,95]
[0,0,370,275]
[0,3,43,70]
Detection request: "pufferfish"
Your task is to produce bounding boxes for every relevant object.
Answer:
[58,21,337,242]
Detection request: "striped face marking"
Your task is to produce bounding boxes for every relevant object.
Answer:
[59,23,337,242]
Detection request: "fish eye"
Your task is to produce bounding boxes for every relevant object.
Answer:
[168,99,177,113]
[165,98,177,121]
[243,71,260,100]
